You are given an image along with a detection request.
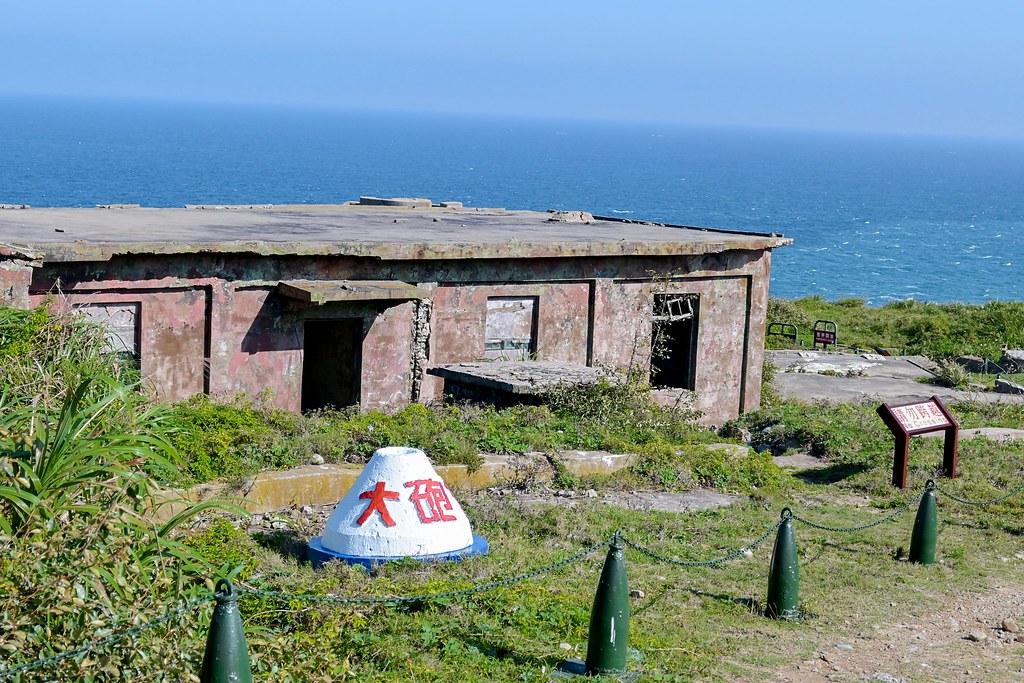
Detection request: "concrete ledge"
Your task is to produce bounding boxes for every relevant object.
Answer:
[921,427,1024,443]
[157,450,639,517]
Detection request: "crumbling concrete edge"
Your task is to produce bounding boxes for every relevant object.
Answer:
[157,450,639,518]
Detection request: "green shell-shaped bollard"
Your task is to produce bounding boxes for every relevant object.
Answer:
[200,579,253,683]
[585,532,630,675]
[909,481,938,565]
[766,509,800,620]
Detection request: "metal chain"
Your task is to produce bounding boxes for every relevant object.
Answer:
[791,493,923,532]
[0,593,215,680]
[620,521,783,568]
[935,482,1024,507]
[11,478,1019,678]
[241,537,611,606]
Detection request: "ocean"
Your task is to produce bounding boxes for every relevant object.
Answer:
[2,95,1022,304]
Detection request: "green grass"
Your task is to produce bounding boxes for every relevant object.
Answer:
[766,296,1024,359]
[4,301,1024,681]
[162,378,720,487]
[4,392,1024,681]
[119,439,1021,681]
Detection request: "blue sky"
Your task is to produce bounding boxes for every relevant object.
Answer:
[3,1,1023,138]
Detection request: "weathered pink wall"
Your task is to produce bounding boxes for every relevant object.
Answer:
[422,282,590,401]
[29,288,206,401]
[23,247,776,423]
[0,258,35,308]
[210,285,301,408]
[743,250,772,413]
[590,279,651,371]
[356,301,416,408]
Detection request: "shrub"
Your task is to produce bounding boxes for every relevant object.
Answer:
[543,373,705,448]
[0,307,232,680]
[0,305,143,415]
[0,379,178,534]
[164,394,297,483]
[733,398,891,466]
[627,440,781,492]
[932,357,970,389]
[183,517,260,579]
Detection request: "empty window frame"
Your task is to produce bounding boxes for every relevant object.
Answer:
[650,294,699,390]
[484,296,538,360]
[74,302,141,363]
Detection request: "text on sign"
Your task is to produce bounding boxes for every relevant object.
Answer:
[890,401,951,432]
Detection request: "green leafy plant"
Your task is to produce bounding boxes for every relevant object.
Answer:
[0,379,177,534]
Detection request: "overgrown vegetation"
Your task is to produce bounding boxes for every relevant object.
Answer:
[4,301,1024,680]
[161,375,728,487]
[766,296,1024,359]
[13,419,1017,681]
[0,307,231,680]
[151,392,1023,682]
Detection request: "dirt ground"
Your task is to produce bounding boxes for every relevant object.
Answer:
[772,580,1024,683]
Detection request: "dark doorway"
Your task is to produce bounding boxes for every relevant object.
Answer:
[650,295,699,390]
[302,319,362,411]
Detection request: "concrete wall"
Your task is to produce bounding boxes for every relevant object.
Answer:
[31,287,206,401]
[423,282,590,400]
[23,247,774,423]
[0,258,35,309]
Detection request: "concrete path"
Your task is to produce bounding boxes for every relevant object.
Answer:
[921,427,1024,442]
[771,350,1024,406]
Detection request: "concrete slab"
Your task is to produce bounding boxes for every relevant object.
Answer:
[0,203,790,262]
[770,351,1024,406]
[920,427,1024,443]
[605,490,738,512]
[772,350,934,380]
[509,489,739,513]
[429,361,620,395]
[158,448,639,517]
[772,453,823,470]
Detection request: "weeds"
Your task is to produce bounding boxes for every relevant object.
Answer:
[0,306,237,680]
[766,296,1024,359]
[932,357,971,388]
[4,299,1024,680]
[160,373,717,487]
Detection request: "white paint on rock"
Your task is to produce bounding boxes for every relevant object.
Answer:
[320,447,474,558]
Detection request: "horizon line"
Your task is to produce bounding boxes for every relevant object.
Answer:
[3,90,1023,145]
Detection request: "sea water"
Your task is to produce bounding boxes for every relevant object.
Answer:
[2,94,1022,304]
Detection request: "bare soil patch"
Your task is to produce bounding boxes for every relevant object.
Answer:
[772,581,1024,683]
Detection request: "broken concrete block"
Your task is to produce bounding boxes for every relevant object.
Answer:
[1000,349,1024,373]
[994,378,1024,395]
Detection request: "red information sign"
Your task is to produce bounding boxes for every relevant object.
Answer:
[877,396,958,489]
[813,329,836,346]
[889,401,951,433]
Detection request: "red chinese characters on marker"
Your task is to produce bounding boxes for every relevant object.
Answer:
[890,401,950,432]
[356,482,400,527]
[405,479,458,524]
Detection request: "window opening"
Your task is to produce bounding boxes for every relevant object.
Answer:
[650,294,699,389]
[74,303,140,365]
[484,296,538,360]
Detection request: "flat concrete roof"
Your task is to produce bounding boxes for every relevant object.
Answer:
[0,202,792,263]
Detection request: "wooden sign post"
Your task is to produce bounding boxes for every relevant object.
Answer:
[877,396,958,489]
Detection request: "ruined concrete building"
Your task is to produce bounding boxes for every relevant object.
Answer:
[0,198,791,425]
